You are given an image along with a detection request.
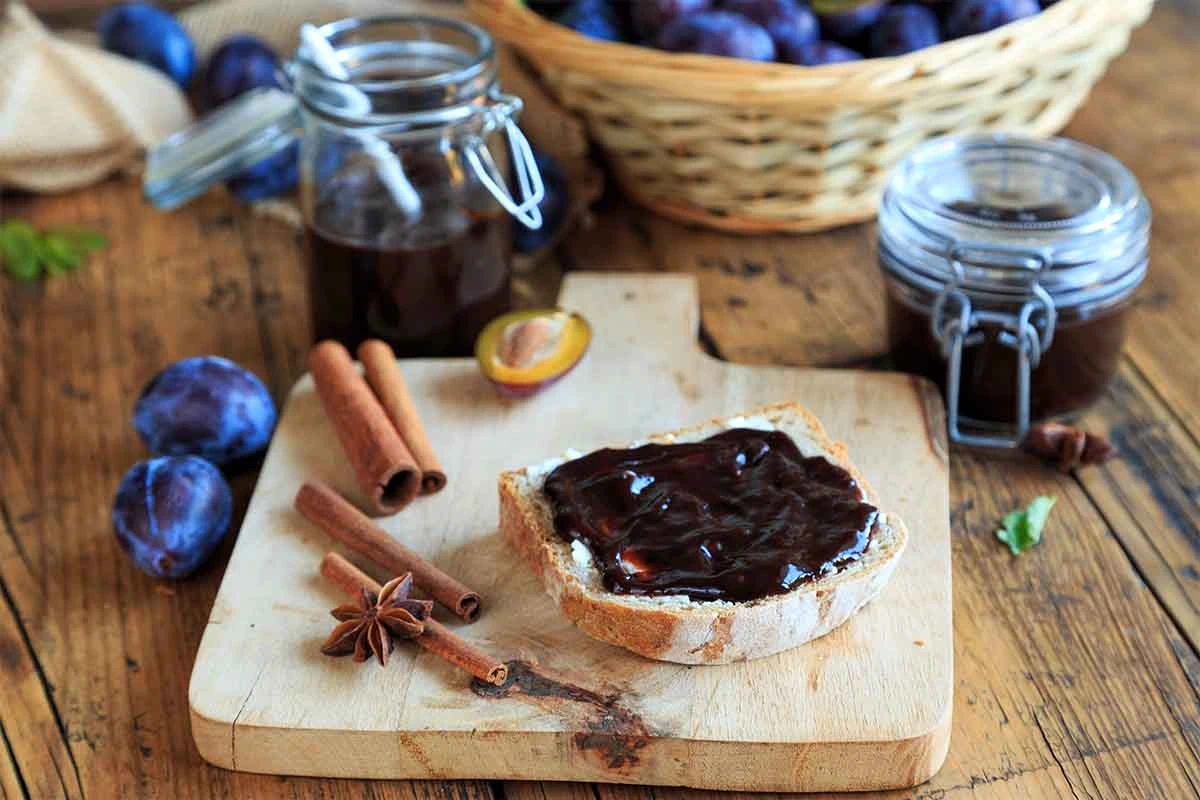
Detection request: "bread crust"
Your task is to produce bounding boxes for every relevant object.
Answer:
[498,402,909,664]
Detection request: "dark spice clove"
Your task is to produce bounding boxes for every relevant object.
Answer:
[1023,422,1115,472]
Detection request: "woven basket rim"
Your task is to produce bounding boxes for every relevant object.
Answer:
[469,0,1154,106]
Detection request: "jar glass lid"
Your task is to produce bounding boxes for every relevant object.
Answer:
[879,134,1151,310]
[144,88,300,210]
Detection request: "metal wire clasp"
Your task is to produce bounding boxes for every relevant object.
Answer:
[464,91,545,230]
[931,245,1057,448]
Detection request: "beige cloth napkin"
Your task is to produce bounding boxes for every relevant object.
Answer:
[0,2,192,192]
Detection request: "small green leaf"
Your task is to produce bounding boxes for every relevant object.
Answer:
[2,219,37,239]
[41,234,84,270]
[996,495,1057,555]
[1,220,107,281]
[0,220,43,281]
[2,248,41,281]
[50,226,108,254]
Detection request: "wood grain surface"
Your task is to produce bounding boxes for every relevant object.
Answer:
[3,1,1200,798]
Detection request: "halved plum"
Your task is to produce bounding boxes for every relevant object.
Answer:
[475,309,591,398]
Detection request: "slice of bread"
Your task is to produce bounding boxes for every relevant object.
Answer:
[498,402,908,665]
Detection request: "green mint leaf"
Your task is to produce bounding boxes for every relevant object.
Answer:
[50,226,108,254]
[1,220,107,281]
[0,220,43,281]
[2,219,37,239]
[40,234,84,270]
[996,495,1057,555]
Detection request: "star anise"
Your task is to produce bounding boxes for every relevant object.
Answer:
[320,573,433,667]
[1023,422,1115,473]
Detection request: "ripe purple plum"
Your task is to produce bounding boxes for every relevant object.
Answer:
[134,356,277,465]
[868,5,942,56]
[945,0,1040,38]
[112,456,233,579]
[723,0,819,50]
[226,141,299,202]
[97,3,196,88]
[557,0,627,41]
[633,0,712,40]
[656,11,776,61]
[202,34,282,109]
[781,39,864,65]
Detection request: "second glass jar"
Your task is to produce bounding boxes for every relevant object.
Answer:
[878,134,1151,448]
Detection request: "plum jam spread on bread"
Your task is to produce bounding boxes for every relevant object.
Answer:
[542,428,878,603]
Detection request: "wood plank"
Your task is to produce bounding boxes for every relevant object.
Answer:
[557,204,886,367]
[1075,361,1200,655]
[940,450,1200,799]
[502,781,596,800]
[0,743,24,800]
[0,580,83,800]
[189,273,952,791]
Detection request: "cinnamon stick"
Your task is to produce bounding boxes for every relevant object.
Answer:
[358,339,447,494]
[321,550,381,596]
[297,480,481,622]
[308,340,421,515]
[319,553,507,685]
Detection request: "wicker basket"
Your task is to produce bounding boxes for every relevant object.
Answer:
[468,0,1154,233]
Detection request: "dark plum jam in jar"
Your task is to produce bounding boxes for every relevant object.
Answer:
[878,135,1151,448]
[305,156,512,358]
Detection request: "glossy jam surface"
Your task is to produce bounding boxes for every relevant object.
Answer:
[542,429,878,603]
[886,294,1130,423]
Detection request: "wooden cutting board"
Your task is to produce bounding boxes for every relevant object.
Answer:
[189,273,953,793]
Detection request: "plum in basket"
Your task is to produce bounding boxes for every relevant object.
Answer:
[656,11,776,61]
[112,456,233,579]
[945,0,1040,38]
[633,0,713,40]
[868,5,942,56]
[557,0,627,41]
[724,0,818,50]
[781,40,864,65]
[134,356,277,465]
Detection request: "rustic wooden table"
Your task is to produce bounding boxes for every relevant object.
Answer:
[3,3,1200,798]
